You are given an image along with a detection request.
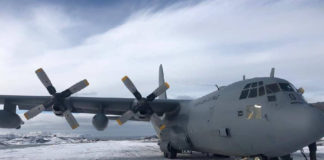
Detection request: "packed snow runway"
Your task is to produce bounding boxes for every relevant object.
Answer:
[0,133,323,160]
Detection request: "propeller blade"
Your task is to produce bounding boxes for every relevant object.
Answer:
[68,79,89,94]
[150,113,166,131]
[35,68,56,95]
[63,110,79,129]
[122,76,142,100]
[24,104,46,120]
[116,110,135,125]
[61,79,89,97]
[147,82,170,101]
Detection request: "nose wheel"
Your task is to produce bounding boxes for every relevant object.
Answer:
[308,142,317,160]
[280,154,293,160]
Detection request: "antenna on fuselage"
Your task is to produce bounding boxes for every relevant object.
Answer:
[270,68,275,78]
[243,75,246,80]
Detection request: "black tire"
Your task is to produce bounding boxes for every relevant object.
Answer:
[258,156,279,160]
[169,151,177,159]
[259,156,268,160]
[280,154,293,160]
[163,152,168,158]
[163,152,177,159]
[163,146,177,159]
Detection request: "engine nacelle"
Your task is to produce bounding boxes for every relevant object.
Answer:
[136,112,148,120]
[52,105,64,117]
[92,113,108,131]
[0,110,23,129]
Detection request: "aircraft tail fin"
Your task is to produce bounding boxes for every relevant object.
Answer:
[158,64,167,100]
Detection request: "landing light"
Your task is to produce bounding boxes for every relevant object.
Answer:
[254,105,262,108]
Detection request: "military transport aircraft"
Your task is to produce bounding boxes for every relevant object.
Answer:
[0,65,323,160]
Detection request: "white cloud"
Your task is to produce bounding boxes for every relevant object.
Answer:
[0,0,323,102]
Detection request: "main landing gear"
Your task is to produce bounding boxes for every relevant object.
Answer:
[163,146,178,159]
[258,154,292,160]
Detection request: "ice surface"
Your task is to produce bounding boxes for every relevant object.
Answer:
[0,114,322,159]
[0,133,323,160]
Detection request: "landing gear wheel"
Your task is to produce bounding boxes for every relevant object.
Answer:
[163,145,177,159]
[257,155,272,160]
[163,151,177,159]
[280,154,293,160]
[309,142,317,160]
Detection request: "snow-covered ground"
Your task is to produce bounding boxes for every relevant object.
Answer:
[0,133,323,160]
[0,113,321,159]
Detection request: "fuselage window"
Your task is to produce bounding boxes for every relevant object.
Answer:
[251,82,258,88]
[240,90,249,99]
[248,88,257,98]
[259,86,265,96]
[244,83,251,89]
[266,83,280,94]
[279,83,294,92]
[246,105,262,120]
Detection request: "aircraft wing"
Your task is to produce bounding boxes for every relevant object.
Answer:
[0,95,184,119]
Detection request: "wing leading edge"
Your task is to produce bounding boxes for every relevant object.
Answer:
[0,95,185,121]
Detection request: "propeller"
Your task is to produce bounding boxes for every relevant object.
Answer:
[117,76,169,130]
[24,68,89,129]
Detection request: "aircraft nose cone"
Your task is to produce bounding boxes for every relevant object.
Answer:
[293,104,324,143]
[309,107,324,136]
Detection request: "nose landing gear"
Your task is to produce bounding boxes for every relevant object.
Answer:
[308,142,317,160]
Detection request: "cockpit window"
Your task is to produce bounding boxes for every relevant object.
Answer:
[248,88,257,98]
[259,86,265,96]
[240,81,265,100]
[251,82,258,88]
[266,83,280,94]
[244,83,251,89]
[240,90,249,99]
[258,81,263,86]
[279,83,294,92]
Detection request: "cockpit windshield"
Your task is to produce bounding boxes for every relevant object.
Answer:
[266,83,280,94]
[279,83,294,92]
[239,81,297,100]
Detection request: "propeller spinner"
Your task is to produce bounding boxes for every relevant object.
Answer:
[24,68,89,129]
[117,76,168,130]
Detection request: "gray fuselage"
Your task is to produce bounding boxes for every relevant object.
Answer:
[162,77,324,157]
